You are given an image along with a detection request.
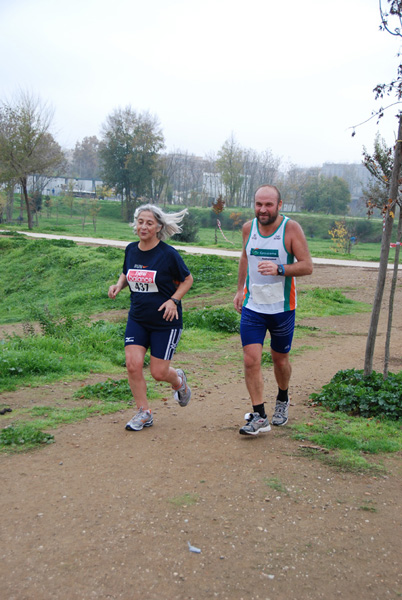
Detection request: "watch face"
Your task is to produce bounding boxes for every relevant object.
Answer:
[278,265,284,275]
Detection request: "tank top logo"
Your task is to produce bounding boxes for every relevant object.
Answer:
[250,248,279,258]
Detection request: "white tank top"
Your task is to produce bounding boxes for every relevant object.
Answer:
[243,216,296,314]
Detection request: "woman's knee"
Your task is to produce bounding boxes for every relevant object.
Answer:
[125,349,145,376]
[150,363,169,382]
[125,358,143,377]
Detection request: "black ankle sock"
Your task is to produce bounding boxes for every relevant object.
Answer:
[253,403,266,418]
[277,388,289,403]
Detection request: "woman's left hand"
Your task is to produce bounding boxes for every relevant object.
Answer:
[158,299,179,322]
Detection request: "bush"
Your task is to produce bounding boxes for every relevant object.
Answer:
[174,212,199,243]
[183,307,240,333]
[309,369,402,420]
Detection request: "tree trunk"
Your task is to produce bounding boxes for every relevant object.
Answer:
[364,115,402,376]
[383,207,402,379]
[21,177,34,230]
[6,183,14,222]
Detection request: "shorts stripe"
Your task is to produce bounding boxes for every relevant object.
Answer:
[124,317,183,361]
[163,328,182,361]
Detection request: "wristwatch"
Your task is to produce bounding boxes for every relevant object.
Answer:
[170,297,180,306]
[277,264,285,276]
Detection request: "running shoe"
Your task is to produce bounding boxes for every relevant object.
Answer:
[173,368,191,407]
[271,400,289,426]
[125,408,153,431]
[239,412,271,436]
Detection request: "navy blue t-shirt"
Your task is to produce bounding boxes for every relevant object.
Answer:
[122,241,191,329]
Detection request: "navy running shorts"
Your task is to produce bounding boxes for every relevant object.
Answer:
[124,318,183,361]
[240,306,295,354]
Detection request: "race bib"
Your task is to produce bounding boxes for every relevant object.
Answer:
[251,282,284,305]
[126,269,158,293]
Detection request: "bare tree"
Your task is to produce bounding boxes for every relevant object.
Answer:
[71,136,101,180]
[0,91,66,229]
[362,0,402,376]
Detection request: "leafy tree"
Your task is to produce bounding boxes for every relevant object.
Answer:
[31,190,42,226]
[99,107,164,221]
[302,175,350,214]
[71,135,101,180]
[216,134,244,207]
[362,134,392,217]
[95,184,113,200]
[44,194,52,218]
[0,189,5,223]
[61,180,75,217]
[328,219,352,254]
[0,91,66,229]
[3,179,16,222]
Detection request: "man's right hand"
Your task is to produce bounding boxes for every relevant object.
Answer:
[233,291,244,314]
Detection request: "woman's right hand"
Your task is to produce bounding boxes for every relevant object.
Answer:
[108,285,120,299]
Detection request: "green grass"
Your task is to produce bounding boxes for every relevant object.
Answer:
[297,288,371,319]
[0,232,400,465]
[0,423,54,451]
[263,477,289,494]
[2,198,397,262]
[0,318,127,392]
[167,492,199,507]
[0,376,164,453]
[0,237,239,324]
[306,238,392,262]
[291,411,402,473]
[0,237,371,396]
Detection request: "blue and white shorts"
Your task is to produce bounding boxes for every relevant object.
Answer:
[124,318,182,361]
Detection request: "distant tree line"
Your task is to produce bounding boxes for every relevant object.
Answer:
[0,91,371,229]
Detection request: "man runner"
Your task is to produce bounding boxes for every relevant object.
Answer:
[233,185,313,435]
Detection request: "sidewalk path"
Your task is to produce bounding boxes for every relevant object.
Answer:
[2,230,401,269]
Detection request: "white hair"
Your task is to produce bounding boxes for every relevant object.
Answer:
[133,204,188,241]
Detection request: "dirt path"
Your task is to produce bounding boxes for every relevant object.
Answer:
[1,265,402,600]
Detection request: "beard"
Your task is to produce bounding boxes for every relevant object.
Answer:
[257,212,278,226]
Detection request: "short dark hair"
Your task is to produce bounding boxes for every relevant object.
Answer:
[254,184,281,203]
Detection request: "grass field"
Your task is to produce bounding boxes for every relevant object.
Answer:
[0,234,400,473]
[2,210,397,263]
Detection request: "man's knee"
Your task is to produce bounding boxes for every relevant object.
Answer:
[271,350,290,369]
[243,345,262,371]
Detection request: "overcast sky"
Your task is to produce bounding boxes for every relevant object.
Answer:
[0,0,400,167]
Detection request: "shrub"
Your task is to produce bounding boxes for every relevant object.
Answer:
[174,212,199,243]
[309,369,402,420]
[183,307,240,333]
